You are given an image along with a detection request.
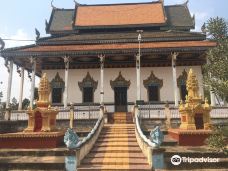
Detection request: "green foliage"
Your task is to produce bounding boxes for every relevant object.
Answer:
[34,87,38,101]
[22,98,30,110]
[206,17,228,40]
[10,97,18,110]
[205,126,227,153]
[203,17,228,102]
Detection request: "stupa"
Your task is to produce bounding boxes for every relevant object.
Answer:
[24,73,58,132]
[0,74,64,148]
[168,69,212,146]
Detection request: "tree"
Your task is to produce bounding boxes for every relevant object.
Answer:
[11,97,18,110]
[22,98,30,110]
[203,17,228,102]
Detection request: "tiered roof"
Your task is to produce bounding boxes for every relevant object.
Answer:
[47,1,194,34]
[0,1,216,76]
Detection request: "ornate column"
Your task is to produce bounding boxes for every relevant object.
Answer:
[99,54,105,106]
[63,56,70,108]
[17,66,24,110]
[136,30,143,101]
[30,57,36,108]
[5,59,13,120]
[171,52,179,106]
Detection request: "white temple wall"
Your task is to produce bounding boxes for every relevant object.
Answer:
[43,65,204,104]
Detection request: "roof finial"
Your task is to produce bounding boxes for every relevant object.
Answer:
[183,0,189,6]
[51,0,56,9]
[74,0,81,6]
[201,23,207,33]
[0,37,5,50]
[45,19,49,32]
[35,28,40,41]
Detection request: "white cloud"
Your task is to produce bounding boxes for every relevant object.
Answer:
[0,29,37,103]
[1,29,34,48]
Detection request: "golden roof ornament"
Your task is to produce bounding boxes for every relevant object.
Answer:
[37,73,51,107]
[186,68,200,100]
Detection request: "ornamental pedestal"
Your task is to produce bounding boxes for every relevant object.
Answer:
[0,73,64,149]
[168,69,212,146]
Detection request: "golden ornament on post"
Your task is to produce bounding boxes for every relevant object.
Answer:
[24,73,59,132]
[168,68,212,146]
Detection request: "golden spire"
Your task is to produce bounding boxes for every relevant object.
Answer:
[37,73,50,107]
[186,68,199,99]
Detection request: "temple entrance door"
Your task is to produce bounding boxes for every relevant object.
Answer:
[34,112,42,132]
[194,113,204,129]
[114,87,127,112]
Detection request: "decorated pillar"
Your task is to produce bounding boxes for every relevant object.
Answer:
[99,54,105,105]
[30,57,36,108]
[171,52,179,106]
[17,66,24,110]
[63,56,70,108]
[5,59,13,120]
[136,30,143,101]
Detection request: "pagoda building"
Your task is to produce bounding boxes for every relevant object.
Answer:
[0,1,216,114]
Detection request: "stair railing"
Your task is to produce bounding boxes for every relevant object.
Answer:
[74,106,105,167]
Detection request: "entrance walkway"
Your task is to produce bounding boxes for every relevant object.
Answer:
[78,124,151,170]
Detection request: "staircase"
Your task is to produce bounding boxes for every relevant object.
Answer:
[112,112,133,124]
[78,124,151,170]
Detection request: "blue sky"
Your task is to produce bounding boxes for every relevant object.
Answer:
[0,0,228,102]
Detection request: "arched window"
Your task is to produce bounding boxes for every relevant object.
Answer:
[143,71,163,102]
[50,72,65,104]
[177,69,188,101]
[78,72,98,103]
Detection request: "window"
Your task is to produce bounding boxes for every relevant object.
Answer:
[83,87,93,103]
[52,88,62,103]
[78,72,98,103]
[50,72,65,104]
[148,85,159,101]
[143,71,163,102]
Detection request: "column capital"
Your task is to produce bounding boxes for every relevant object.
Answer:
[16,65,24,77]
[4,58,12,73]
[98,54,105,62]
[63,56,70,71]
[171,52,179,60]
[30,56,37,64]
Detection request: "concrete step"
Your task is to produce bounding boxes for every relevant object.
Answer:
[98,134,136,138]
[96,138,137,143]
[91,146,142,153]
[0,148,68,157]
[78,164,151,171]
[0,156,65,170]
[81,157,148,165]
[94,141,139,147]
[85,152,146,159]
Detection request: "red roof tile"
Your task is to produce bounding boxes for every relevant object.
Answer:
[75,3,166,27]
[20,41,216,52]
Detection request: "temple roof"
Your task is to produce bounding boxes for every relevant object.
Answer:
[74,2,166,28]
[37,31,205,45]
[47,9,74,33]
[46,2,194,34]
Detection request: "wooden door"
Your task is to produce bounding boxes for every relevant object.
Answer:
[114,87,127,112]
[194,113,204,129]
[34,112,42,132]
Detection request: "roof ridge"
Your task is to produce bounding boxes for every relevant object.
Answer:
[78,1,161,7]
